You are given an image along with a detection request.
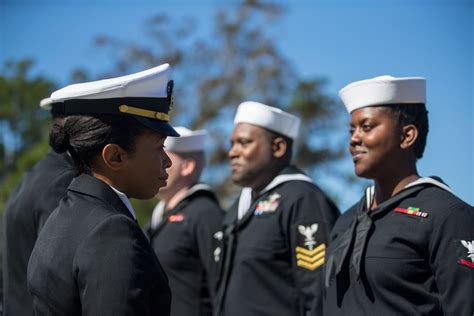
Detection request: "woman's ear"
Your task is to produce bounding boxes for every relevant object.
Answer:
[400,124,419,150]
[101,144,127,170]
[272,137,287,159]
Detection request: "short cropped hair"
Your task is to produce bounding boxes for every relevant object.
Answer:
[386,103,429,159]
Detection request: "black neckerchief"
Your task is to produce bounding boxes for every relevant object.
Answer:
[324,184,427,288]
[216,165,312,315]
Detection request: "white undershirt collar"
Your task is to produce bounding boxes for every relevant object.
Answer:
[150,183,213,229]
[365,176,455,209]
[109,186,137,220]
[237,173,314,220]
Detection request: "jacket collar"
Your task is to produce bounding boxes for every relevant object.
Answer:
[67,174,136,222]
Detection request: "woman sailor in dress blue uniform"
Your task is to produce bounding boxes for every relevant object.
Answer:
[324,75,473,316]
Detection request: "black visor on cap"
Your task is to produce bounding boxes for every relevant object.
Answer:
[134,116,180,137]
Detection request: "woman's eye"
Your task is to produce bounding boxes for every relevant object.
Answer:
[362,124,372,131]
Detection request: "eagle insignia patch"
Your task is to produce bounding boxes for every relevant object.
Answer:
[459,239,474,269]
[298,224,318,250]
[295,223,326,270]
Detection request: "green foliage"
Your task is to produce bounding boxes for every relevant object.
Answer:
[0,1,356,226]
[0,60,54,168]
[0,59,55,211]
[130,198,159,228]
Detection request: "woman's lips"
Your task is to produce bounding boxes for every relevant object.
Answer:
[351,150,366,162]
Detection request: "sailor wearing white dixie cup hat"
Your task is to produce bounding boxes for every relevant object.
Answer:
[145,126,224,316]
[324,75,474,316]
[27,64,178,316]
[215,101,340,316]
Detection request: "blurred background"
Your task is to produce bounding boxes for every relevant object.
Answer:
[1,0,472,225]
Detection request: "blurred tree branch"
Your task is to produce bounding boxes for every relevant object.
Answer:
[93,0,348,216]
[0,59,54,209]
[0,1,356,225]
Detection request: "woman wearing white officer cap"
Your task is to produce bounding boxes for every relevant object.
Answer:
[27,64,178,315]
[323,75,473,315]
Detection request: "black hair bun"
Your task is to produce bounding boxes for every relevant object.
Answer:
[49,120,69,153]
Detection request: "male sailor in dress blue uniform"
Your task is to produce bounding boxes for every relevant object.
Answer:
[146,127,224,316]
[215,101,340,316]
[2,98,77,316]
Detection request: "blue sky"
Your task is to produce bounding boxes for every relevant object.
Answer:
[1,0,472,209]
